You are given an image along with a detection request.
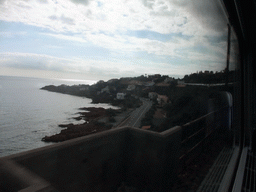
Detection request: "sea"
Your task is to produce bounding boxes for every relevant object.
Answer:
[0,75,115,157]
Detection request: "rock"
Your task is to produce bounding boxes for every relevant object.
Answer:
[58,123,74,128]
[42,121,111,142]
[73,116,82,121]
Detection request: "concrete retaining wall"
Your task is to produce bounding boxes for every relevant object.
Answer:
[0,126,181,192]
[125,126,181,191]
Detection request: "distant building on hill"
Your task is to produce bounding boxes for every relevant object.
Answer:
[145,81,155,87]
[117,93,126,100]
[157,95,169,106]
[148,92,158,100]
[129,80,142,85]
[79,85,89,91]
[164,77,174,83]
[127,85,136,91]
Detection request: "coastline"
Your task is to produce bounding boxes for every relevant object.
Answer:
[0,76,104,157]
[41,105,134,142]
[42,107,120,142]
[40,82,142,142]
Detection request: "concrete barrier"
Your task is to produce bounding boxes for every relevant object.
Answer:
[125,126,181,191]
[0,126,181,192]
[0,159,56,192]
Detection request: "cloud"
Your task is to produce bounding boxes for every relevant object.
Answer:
[60,15,75,25]
[0,1,231,78]
[48,14,76,25]
[83,31,226,65]
[37,0,48,4]
[70,0,90,6]
[0,52,66,71]
[0,51,226,80]
[142,0,154,9]
[0,0,6,5]
[0,0,227,36]
[40,33,87,43]
[48,15,58,21]
[171,0,228,35]
[0,31,27,38]
[0,52,139,77]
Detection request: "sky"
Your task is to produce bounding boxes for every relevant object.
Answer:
[0,0,233,81]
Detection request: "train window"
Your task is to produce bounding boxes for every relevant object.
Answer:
[167,1,241,190]
[0,0,242,191]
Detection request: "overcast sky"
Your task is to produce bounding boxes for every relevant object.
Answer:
[0,0,231,81]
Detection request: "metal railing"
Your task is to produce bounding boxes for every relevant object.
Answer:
[179,105,231,172]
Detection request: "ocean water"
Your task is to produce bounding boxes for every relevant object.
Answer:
[0,76,114,157]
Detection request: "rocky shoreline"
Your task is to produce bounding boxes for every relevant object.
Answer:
[40,82,142,142]
[42,107,117,142]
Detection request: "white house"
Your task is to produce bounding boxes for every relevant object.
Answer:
[117,93,126,100]
[127,85,136,91]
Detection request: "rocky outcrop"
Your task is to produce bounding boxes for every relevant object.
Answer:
[42,107,114,142]
[78,107,107,121]
[42,122,111,142]
[58,123,74,128]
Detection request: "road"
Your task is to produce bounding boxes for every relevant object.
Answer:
[117,98,152,128]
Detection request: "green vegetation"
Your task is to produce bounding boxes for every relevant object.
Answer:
[158,86,232,132]
[183,70,236,84]
[41,71,235,132]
